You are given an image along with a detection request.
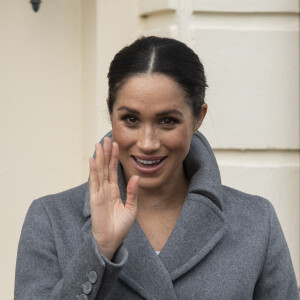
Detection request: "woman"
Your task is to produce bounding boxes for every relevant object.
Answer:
[15,36,299,299]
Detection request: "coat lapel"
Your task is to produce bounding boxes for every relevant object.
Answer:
[159,194,226,281]
[119,195,226,298]
[120,221,177,300]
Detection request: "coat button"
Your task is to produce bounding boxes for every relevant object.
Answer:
[82,281,92,295]
[87,271,97,284]
[76,294,88,300]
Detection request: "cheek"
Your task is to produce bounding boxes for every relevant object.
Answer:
[163,127,193,156]
[112,121,135,152]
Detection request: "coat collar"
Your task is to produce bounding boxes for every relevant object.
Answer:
[83,131,227,299]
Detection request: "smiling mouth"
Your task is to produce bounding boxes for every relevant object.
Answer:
[132,156,167,167]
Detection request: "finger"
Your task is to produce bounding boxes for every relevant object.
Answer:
[103,137,111,181]
[95,143,104,186]
[89,157,98,195]
[109,142,119,184]
[125,175,139,214]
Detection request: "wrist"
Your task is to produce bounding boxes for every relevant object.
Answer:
[92,230,119,260]
[97,243,120,261]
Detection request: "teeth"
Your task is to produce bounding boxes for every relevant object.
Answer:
[135,158,162,165]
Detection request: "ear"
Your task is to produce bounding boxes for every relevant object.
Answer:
[194,103,208,131]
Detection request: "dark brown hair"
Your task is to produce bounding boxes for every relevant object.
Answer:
[107,36,207,117]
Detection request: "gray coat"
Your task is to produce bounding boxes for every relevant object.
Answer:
[15,132,299,300]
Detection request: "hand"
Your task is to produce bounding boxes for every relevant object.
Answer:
[89,137,139,260]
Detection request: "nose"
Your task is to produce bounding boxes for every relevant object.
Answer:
[137,126,160,154]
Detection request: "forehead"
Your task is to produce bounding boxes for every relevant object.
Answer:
[113,74,190,113]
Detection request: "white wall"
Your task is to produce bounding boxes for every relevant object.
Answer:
[0,0,85,298]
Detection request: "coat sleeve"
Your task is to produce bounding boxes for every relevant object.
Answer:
[253,201,299,300]
[14,200,128,300]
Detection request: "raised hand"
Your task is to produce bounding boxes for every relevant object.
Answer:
[89,137,139,260]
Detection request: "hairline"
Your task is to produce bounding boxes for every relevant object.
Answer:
[109,71,199,118]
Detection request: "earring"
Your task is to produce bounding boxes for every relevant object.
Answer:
[194,129,198,134]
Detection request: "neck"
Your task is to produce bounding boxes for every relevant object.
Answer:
[137,166,189,213]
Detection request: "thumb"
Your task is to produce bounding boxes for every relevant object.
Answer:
[125,175,139,212]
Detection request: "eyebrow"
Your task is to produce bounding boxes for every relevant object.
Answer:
[117,106,183,117]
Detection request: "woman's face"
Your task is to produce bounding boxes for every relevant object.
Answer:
[110,74,206,190]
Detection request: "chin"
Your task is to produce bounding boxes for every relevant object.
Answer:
[137,176,164,190]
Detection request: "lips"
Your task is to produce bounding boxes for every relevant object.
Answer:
[131,155,167,174]
[133,156,165,166]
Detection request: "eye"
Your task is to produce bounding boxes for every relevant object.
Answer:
[121,114,140,126]
[160,117,178,126]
